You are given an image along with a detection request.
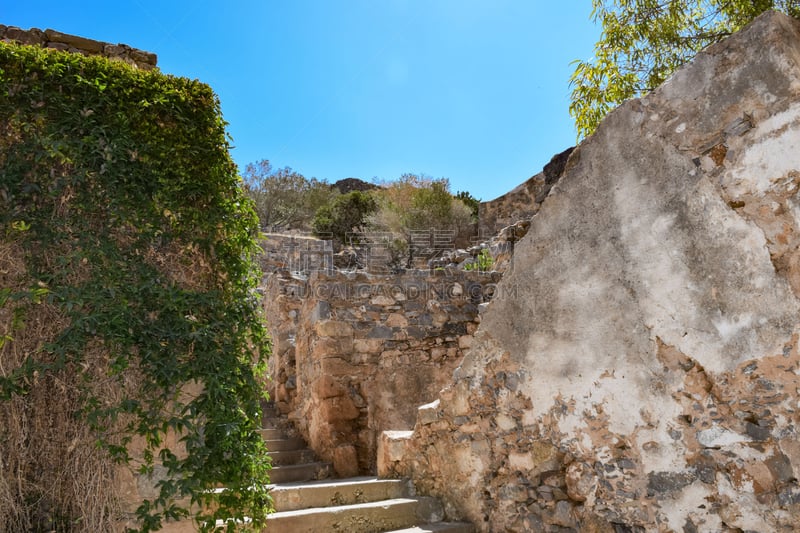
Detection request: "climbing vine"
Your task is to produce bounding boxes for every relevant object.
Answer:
[0,42,271,531]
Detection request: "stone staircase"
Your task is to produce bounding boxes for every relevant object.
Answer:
[262,403,474,532]
[259,403,333,484]
[161,405,473,531]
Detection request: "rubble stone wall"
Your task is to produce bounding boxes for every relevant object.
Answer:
[264,269,502,476]
[388,11,800,532]
[258,233,334,274]
[0,25,157,69]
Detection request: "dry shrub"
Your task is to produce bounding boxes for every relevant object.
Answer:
[0,241,134,532]
[144,239,216,293]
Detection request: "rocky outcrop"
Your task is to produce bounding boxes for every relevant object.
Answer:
[392,11,800,532]
[333,177,378,194]
[478,147,573,236]
[0,25,157,69]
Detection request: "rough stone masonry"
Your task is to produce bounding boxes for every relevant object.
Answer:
[386,11,800,532]
[265,268,501,476]
[0,25,157,69]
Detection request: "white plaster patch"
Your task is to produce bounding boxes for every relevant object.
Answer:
[615,171,793,375]
[711,313,753,341]
[556,411,588,440]
[722,101,800,197]
[696,425,751,448]
[660,482,720,533]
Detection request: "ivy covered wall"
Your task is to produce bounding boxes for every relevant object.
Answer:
[0,41,270,531]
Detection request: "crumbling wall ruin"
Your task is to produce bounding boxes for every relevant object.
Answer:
[386,11,800,532]
[264,269,501,476]
[258,233,334,274]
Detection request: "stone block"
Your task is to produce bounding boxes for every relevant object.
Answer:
[103,43,128,56]
[458,335,473,349]
[377,430,414,477]
[371,295,395,306]
[367,325,393,339]
[320,357,357,375]
[311,336,345,359]
[313,375,346,399]
[44,29,104,53]
[354,338,384,353]
[565,461,598,503]
[417,399,441,425]
[6,27,44,45]
[314,320,353,338]
[310,301,331,323]
[45,42,70,51]
[129,48,157,65]
[385,312,408,327]
[332,445,360,477]
[319,395,359,422]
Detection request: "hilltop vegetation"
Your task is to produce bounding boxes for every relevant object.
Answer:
[242,159,479,266]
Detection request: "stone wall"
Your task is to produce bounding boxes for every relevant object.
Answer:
[264,268,502,476]
[385,11,800,532]
[0,25,157,69]
[478,147,573,236]
[258,233,334,274]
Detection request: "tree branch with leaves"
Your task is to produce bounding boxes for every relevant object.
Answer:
[569,0,800,139]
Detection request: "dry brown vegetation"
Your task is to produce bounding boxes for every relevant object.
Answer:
[0,241,124,531]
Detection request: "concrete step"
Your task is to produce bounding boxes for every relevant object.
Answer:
[263,437,306,452]
[386,523,476,533]
[261,414,283,426]
[269,461,333,484]
[270,476,409,512]
[269,448,318,466]
[265,496,443,533]
[257,427,285,440]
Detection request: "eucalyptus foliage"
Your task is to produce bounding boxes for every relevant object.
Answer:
[0,42,271,531]
[570,0,800,138]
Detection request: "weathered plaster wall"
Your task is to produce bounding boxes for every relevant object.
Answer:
[264,269,501,476]
[0,25,157,69]
[391,11,800,532]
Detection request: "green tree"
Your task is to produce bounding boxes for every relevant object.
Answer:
[243,160,337,231]
[370,175,474,266]
[455,190,480,222]
[311,190,378,245]
[570,1,800,139]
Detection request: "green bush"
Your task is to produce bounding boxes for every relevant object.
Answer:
[464,249,494,272]
[0,42,271,531]
[312,190,378,244]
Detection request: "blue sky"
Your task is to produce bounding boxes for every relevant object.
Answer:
[3,1,600,201]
